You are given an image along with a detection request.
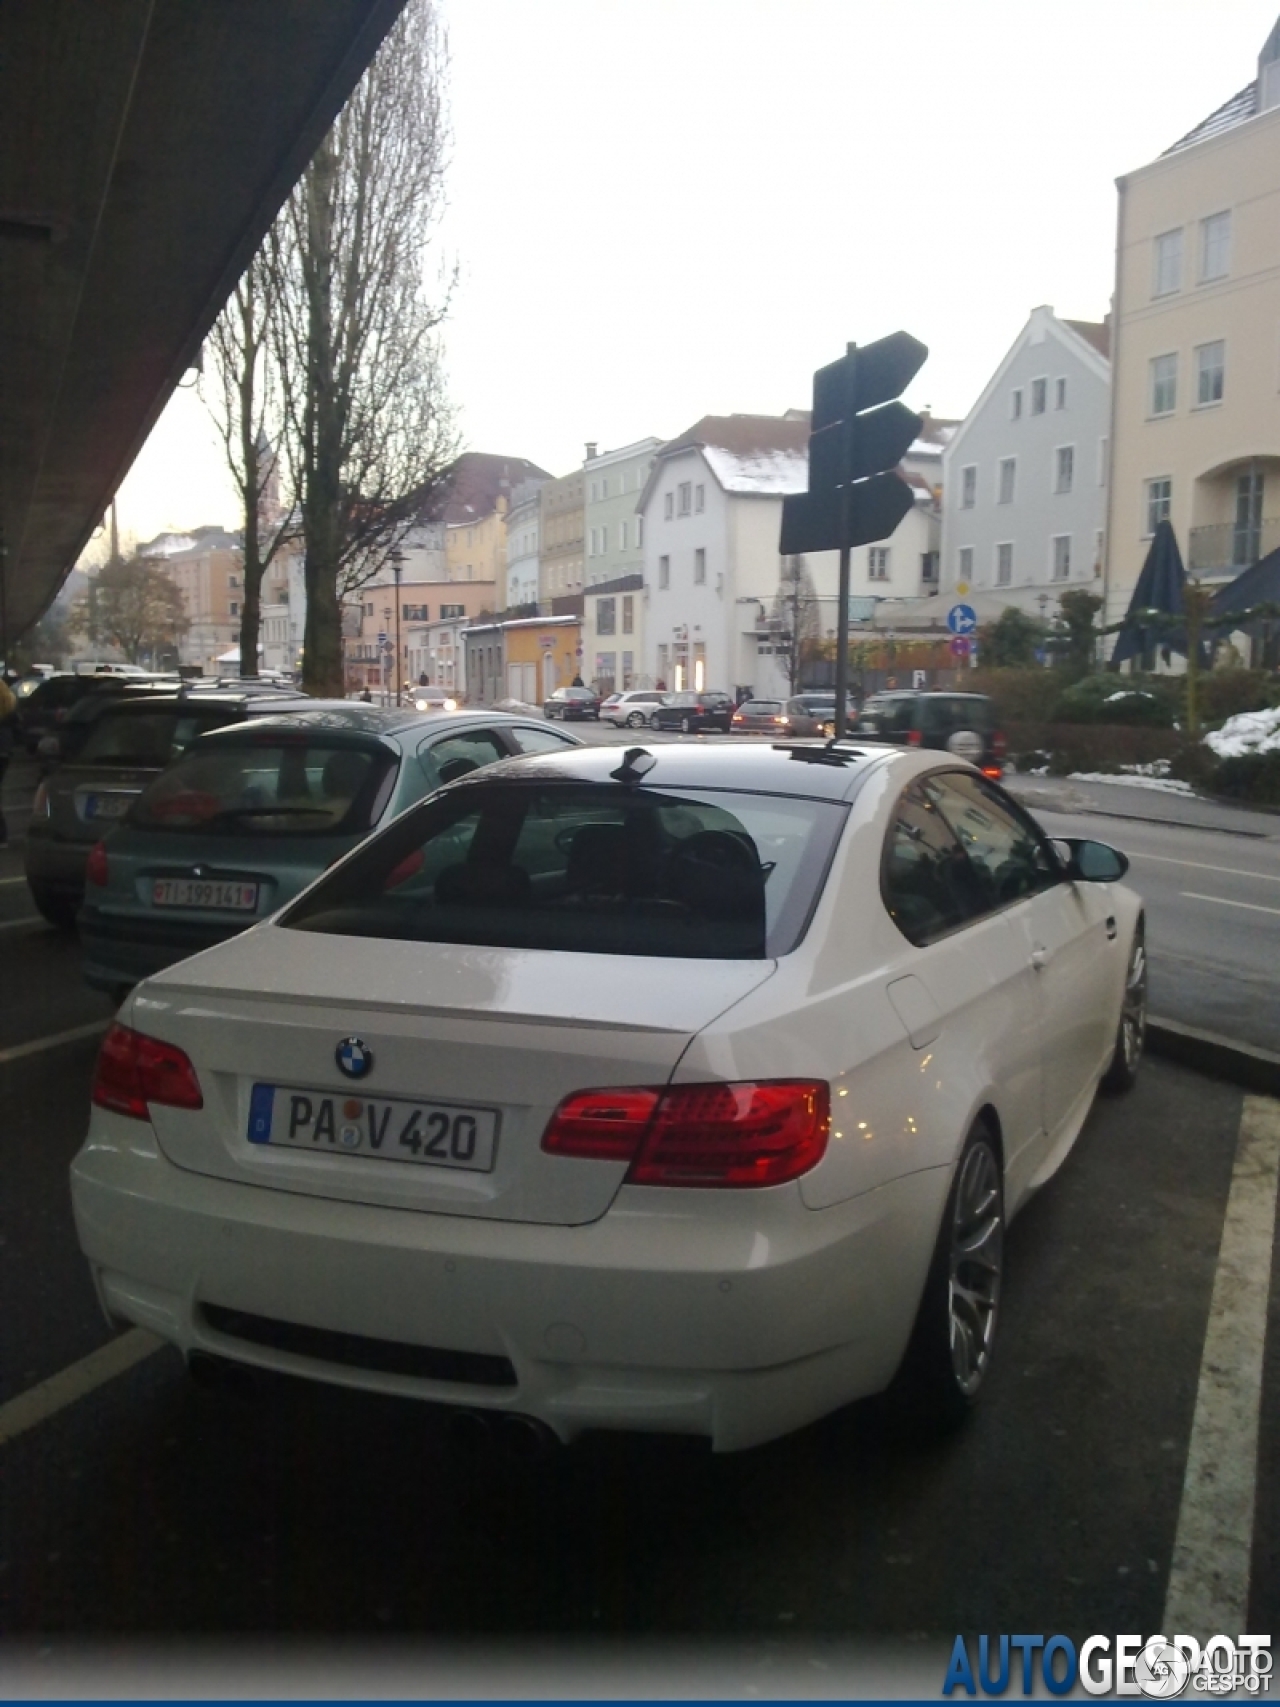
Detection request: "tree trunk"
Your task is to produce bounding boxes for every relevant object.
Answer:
[300,136,346,698]
[238,282,263,678]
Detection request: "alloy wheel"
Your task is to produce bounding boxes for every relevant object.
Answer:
[1120,934,1147,1074]
[947,1141,1003,1397]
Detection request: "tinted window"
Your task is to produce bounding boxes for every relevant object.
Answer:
[745,701,783,715]
[75,709,238,767]
[506,724,579,756]
[131,741,394,836]
[858,696,915,737]
[924,772,1059,911]
[882,785,985,943]
[283,782,846,961]
[418,729,509,790]
[920,697,993,734]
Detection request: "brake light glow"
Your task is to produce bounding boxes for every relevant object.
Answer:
[991,729,1007,757]
[86,841,109,886]
[906,730,923,747]
[91,1023,204,1121]
[543,1080,830,1187]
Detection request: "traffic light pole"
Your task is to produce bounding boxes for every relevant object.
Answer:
[833,342,857,742]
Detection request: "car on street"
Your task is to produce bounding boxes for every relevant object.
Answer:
[599,690,666,729]
[17,670,182,753]
[649,690,735,733]
[77,703,583,998]
[543,686,601,721]
[24,685,308,927]
[730,698,827,737]
[72,739,1145,1453]
[406,686,460,712]
[791,692,859,737]
[854,691,1006,778]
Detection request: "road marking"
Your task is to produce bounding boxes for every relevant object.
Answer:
[0,875,29,886]
[1181,891,1280,918]
[0,1329,164,1449]
[1133,852,1280,885]
[0,1018,110,1065]
[1163,1095,1280,1634]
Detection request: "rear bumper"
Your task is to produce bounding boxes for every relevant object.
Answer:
[23,831,90,896]
[78,905,242,992]
[71,1118,946,1451]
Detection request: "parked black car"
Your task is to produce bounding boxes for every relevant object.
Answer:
[852,690,1006,776]
[18,671,181,753]
[651,690,735,733]
[544,686,601,720]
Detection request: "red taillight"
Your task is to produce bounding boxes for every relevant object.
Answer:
[85,841,109,886]
[991,728,1007,757]
[542,1080,829,1187]
[981,765,1004,780]
[91,1023,204,1121]
[906,730,923,747]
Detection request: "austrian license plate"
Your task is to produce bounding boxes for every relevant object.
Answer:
[85,793,132,820]
[152,878,259,911]
[247,1084,499,1171]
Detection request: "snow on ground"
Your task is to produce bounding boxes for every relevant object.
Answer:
[1205,705,1280,758]
[1068,771,1195,795]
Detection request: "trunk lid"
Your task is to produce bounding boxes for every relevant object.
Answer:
[135,923,777,1225]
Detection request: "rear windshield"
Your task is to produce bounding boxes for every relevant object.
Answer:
[743,701,783,715]
[74,709,235,767]
[282,781,846,960]
[129,740,397,836]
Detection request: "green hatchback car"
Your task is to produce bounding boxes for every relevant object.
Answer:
[78,702,581,998]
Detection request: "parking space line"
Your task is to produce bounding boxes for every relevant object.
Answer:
[0,1019,110,1065]
[0,1329,164,1449]
[1181,892,1280,918]
[1134,853,1280,885]
[1163,1095,1280,1634]
[0,875,29,886]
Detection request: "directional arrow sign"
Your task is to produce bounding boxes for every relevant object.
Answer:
[808,399,922,493]
[780,470,915,556]
[946,603,977,635]
[811,331,929,432]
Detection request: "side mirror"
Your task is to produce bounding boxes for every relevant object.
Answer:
[1050,837,1129,883]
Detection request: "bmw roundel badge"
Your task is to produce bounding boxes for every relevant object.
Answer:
[336,1036,373,1079]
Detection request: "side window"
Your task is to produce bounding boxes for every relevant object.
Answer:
[418,729,509,792]
[924,772,1059,912]
[507,724,579,756]
[882,785,986,944]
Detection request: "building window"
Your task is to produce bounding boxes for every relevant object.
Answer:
[622,650,634,687]
[1011,389,1022,420]
[695,483,705,512]
[1055,378,1067,410]
[961,465,977,508]
[618,521,628,550]
[1145,477,1172,537]
[921,552,938,582]
[365,602,374,616]
[1054,445,1075,494]
[658,555,670,589]
[1051,535,1071,581]
[440,603,464,618]
[622,595,634,634]
[1150,353,1177,416]
[1153,229,1183,296]
[694,547,706,584]
[1195,340,1225,406]
[229,601,239,616]
[657,643,670,682]
[677,481,692,516]
[1030,378,1047,415]
[868,547,890,581]
[1200,211,1231,282]
[998,458,1016,504]
[996,542,1013,586]
[664,492,673,520]
[1097,436,1109,486]
[597,597,616,635]
[601,477,609,499]
[1234,470,1264,566]
[958,545,974,584]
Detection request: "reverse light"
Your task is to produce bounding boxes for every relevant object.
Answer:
[85,840,109,886]
[91,1023,204,1121]
[543,1080,830,1187]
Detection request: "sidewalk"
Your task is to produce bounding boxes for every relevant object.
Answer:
[1005,773,1280,839]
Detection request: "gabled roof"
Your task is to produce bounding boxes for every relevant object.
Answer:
[1163,83,1258,156]
[643,414,810,507]
[429,452,553,527]
[941,306,1110,463]
[1063,319,1110,359]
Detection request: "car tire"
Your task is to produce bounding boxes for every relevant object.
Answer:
[1100,924,1146,1095]
[28,883,79,931]
[626,711,645,728]
[649,713,661,730]
[680,715,692,734]
[890,1120,1004,1432]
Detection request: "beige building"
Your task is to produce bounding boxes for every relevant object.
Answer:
[139,526,244,673]
[1108,18,1280,652]
[539,468,585,603]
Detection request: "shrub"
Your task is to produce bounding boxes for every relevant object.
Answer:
[1054,674,1178,727]
[1209,751,1280,805]
[968,668,1063,726]
[1004,722,1183,775]
[1197,669,1280,728]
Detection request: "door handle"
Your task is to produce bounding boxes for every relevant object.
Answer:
[1030,945,1050,971]
[1105,916,1117,940]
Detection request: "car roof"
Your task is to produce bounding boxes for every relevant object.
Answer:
[191,704,550,744]
[434,735,906,803]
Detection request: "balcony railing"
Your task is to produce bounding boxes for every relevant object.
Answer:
[1187,517,1280,575]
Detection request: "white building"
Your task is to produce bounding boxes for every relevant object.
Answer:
[504,477,547,609]
[941,307,1111,622]
[584,437,663,588]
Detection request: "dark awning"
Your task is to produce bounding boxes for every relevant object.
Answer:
[1111,521,1189,663]
[1211,547,1280,628]
[0,0,407,642]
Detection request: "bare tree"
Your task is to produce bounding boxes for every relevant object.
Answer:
[74,557,189,665]
[773,556,822,692]
[202,250,295,677]
[269,0,458,696]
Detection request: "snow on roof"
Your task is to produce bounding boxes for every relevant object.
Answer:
[1163,82,1258,156]
[700,443,809,496]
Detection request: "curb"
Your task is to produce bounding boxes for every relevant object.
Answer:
[1147,1016,1280,1098]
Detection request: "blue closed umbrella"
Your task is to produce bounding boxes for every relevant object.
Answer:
[1111,521,1190,665]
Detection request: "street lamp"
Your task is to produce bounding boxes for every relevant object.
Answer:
[382,604,393,706]
[389,548,405,705]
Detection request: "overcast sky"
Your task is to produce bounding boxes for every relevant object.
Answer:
[112,0,1279,543]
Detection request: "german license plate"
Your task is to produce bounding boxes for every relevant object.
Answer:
[247,1084,498,1171]
[85,793,132,820]
[152,878,259,911]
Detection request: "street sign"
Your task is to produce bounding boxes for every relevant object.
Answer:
[811,332,928,431]
[949,635,972,658]
[807,399,921,493]
[946,603,977,635]
[912,669,928,688]
[780,471,915,556]
[955,581,970,596]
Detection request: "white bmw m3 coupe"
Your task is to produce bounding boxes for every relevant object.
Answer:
[71,739,1145,1452]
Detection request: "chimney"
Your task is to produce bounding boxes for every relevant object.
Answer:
[584,442,598,462]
